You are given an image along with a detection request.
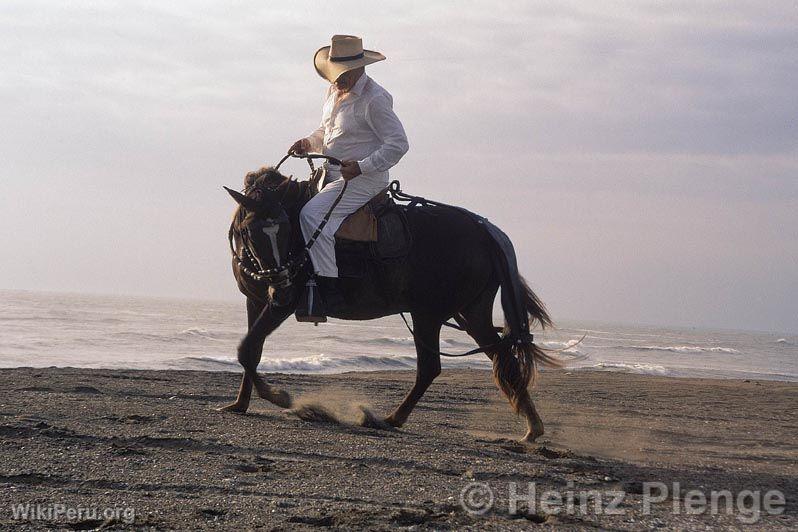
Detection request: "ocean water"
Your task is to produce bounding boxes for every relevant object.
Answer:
[1,290,796,382]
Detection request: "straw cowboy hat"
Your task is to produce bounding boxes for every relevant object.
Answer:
[314,35,386,83]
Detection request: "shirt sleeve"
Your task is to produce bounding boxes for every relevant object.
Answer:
[358,92,409,175]
[305,122,324,153]
[304,85,333,152]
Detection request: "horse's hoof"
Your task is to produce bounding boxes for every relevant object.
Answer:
[268,388,292,409]
[384,415,405,428]
[521,429,543,444]
[359,407,395,431]
[217,402,248,414]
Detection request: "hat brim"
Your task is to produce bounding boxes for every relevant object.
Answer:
[313,46,386,83]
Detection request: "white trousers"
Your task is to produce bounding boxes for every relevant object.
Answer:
[299,170,388,277]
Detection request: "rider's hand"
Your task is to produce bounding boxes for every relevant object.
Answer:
[341,160,362,181]
[289,138,310,155]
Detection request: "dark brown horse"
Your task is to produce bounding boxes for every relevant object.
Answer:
[220,164,558,441]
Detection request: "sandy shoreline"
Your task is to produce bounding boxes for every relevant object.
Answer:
[0,367,795,530]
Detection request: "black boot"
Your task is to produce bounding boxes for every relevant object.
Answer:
[295,278,327,324]
[295,277,347,324]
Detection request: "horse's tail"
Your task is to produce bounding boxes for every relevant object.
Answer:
[519,275,553,330]
[485,222,561,413]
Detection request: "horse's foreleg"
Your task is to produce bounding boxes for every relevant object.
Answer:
[219,298,264,413]
[219,298,292,412]
[385,315,442,428]
[219,373,254,413]
[246,368,292,408]
[242,301,293,409]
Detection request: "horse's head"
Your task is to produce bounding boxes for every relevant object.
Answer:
[225,167,306,306]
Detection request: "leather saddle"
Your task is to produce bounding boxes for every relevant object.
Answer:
[335,190,389,242]
[335,188,411,257]
[309,167,403,246]
[333,188,412,278]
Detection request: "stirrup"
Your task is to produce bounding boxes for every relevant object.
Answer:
[295,278,327,325]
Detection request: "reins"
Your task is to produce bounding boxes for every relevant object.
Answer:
[230,151,349,286]
[399,313,513,358]
[277,151,348,253]
[273,151,342,174]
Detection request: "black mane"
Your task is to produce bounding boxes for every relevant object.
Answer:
[244,166,291,191]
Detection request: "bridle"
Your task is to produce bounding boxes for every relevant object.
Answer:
[228,152,343,290]
[231,220,308,289]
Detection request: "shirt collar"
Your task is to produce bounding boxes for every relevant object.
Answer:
[348,73,369,96]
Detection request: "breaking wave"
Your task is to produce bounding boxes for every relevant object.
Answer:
[180,353,492,373]
[177,327,223,340]
[109,328,226,344]
[362,337,473,349]
[183,354,416,373]
[540,339,584,354]
[619,345,740,354]
[580,362,670,376]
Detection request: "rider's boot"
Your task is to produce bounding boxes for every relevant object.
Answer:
[295,278,327,324]
[295,276,346,324]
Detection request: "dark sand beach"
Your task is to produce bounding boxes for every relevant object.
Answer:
[0,368,795,530]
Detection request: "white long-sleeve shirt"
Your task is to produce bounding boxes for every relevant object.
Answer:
[304,74,408,180]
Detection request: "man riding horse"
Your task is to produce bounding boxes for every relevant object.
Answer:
[221,35,559,442]
[290,35,409,321]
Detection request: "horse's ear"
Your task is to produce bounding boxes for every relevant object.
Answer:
[223,186,259,211]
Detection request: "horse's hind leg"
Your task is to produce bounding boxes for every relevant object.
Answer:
[457,290,545,442]
[219,298,292,412]
[384,314,442,428]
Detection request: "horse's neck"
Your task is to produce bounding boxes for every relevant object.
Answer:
[285,179,312,216]
[296,180,313,209]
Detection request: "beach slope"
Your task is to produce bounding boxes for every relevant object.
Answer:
[0,368,795,529]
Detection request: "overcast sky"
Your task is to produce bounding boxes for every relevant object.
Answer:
[1,1,796,333]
